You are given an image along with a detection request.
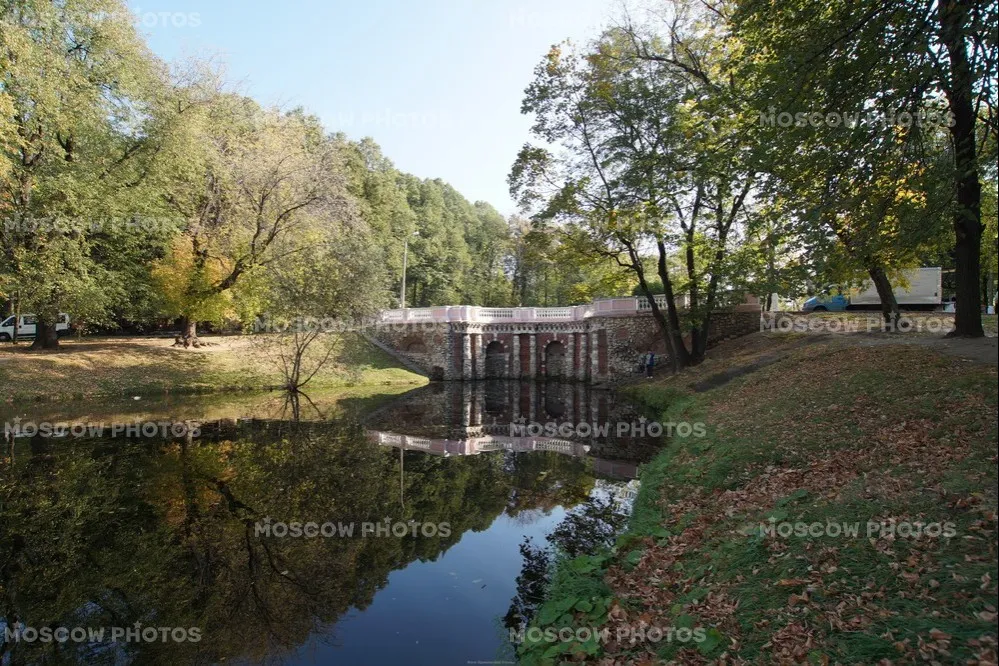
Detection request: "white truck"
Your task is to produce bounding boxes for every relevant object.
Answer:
[0,313,71,342]
[803,267,943,312]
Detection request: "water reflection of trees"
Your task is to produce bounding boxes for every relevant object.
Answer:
[504,495,629,634]
[0,422,595,664]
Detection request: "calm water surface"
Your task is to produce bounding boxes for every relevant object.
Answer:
[1,382,657,665]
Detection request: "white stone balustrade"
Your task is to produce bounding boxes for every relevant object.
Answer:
[377,296,681,324]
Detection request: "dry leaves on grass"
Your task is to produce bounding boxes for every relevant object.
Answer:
[601,344,997,664]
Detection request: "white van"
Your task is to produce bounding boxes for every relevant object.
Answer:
[802,268,942,312]
[0,313,71,342]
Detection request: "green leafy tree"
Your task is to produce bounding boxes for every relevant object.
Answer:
[512,9,757,369]
[157,101,357,342]
[0,0,181,347]
[733,0,998,336]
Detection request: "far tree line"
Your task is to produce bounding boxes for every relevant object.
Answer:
[2,0,997,368]
[510,0,997,370]
[0,0,628,350]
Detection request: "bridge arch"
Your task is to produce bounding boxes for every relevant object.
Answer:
[544,340,567,379]
[484,340,508,378]
[543,381,568,418]
[399,335,429,354]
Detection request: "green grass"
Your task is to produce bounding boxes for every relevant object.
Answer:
[525,339,997,664]
[0,332,426,404]
[789,311,998,336]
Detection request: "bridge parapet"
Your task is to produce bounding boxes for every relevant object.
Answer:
[369,295,760,382]
[377,295,680,325]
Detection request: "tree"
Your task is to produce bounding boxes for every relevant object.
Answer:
[337,136,416,306]
[733,0,998,336]
[511,7,757,369]
[158,102,356,343]
[982,181,999,308]
[0,0,178,348]
[506,217,632,306]
[755,110,955,327]
[463,201,513,306]
[251,220,387,394]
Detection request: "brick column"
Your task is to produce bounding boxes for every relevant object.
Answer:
[528,334,537,379]
[461,332,472,381]
[511,334,521,379]
[589,330,599,379]
[474,334,486,379]
[576,332,588,381]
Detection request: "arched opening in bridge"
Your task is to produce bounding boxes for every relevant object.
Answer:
[400,336,428,355]
[543,382,567,418]
[544,340,567,379]
[484,340,507,379]
[483,380,508,415]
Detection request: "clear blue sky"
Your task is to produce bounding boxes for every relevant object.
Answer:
[129,0,616,216]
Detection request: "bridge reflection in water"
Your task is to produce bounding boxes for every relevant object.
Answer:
[0,380,656,665]
[364,380,660,480]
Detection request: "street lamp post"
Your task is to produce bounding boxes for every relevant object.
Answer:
[400,231,418,309]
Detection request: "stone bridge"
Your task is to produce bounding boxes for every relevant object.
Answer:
[365,430,639,481]
[366,296,760,382]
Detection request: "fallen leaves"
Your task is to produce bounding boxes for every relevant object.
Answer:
[602,341,998,664]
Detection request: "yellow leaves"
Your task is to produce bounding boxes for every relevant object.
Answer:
[546,46,563,76]
[592,80,614,102]
[150,235,235,322]
[607,209,619,231]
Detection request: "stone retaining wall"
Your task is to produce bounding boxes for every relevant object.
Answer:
[368,309,761,382]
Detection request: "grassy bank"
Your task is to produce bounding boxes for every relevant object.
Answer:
[0,382,419,426]
[0,332,426,404]
[775,311,999,337]
[520,338,997,665]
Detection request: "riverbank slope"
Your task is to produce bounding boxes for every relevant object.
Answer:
[521,335,997,664]
[0,333,426,404]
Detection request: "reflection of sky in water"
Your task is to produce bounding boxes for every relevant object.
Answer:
[295,483,639,665]
[3,382,649,665]
[296,511,564,666]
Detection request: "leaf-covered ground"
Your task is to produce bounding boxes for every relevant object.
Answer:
[0,333,426,404]
[535,338,997,665]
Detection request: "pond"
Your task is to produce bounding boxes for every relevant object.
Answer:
[1,381,659,665]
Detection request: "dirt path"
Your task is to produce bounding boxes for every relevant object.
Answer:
[688,332,997,393]
[835,333,999,365]
[690,336,824,392]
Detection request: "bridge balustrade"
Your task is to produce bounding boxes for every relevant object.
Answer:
[377,296,667,324]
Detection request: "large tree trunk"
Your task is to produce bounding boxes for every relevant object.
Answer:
[939,0,984,337]
[690,279,721,364]
[656,240,692,368]
[984,271,995,313]
[632,250,680,373]
[691,310,716,365]
[175,316,199,347]
[867,265,900,331]
[639,284,681,374]
[30,319,59,349]
[622,237,685,374]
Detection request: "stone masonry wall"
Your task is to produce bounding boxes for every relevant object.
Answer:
[369,309,760,383]
[590,309,760,379]
[366,322,451,378]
